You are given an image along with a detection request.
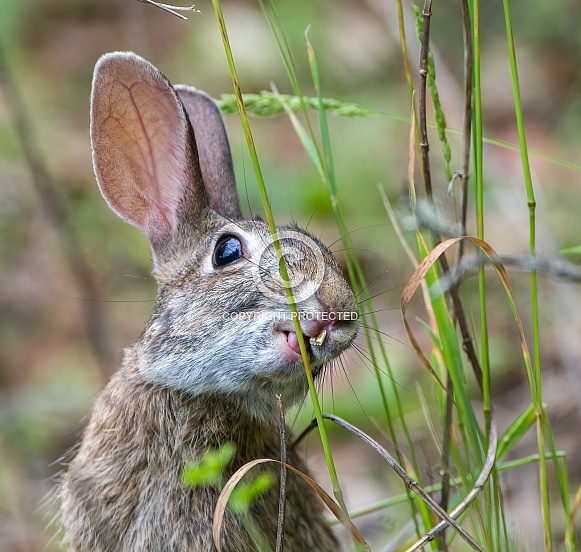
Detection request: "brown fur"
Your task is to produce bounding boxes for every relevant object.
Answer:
[56,52,357,551]
[59,349,338,551]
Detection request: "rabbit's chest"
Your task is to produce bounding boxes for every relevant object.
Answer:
[61,440,338,552]
[59,380,339,551]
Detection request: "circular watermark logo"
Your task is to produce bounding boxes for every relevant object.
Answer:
[254,229,325,304]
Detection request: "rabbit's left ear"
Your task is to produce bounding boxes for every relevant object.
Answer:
[91,52,210,255]
[175,85,242,220]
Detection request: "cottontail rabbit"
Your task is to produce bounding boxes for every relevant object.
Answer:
[57,52,358,551]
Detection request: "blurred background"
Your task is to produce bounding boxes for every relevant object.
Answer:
[1,0,580,550]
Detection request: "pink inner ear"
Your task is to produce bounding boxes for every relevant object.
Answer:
[92,55,193,245]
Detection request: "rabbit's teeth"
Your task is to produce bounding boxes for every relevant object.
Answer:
[310,330,327,347]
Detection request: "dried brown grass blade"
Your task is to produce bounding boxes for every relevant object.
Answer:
[400,240,453,384]
[401,236,532,381]
[212,458,369,551]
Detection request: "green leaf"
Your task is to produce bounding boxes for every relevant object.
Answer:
[228,471,276,514]
[561,245,581,256]
[181,443,236,487]
[496,404,535,460]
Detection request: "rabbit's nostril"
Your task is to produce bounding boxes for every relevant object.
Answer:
[302,317,335,340]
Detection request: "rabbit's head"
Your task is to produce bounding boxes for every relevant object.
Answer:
[91,52,358,419]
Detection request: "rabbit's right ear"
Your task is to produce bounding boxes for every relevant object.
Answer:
[90,52,209,255]
[174,86,242,220]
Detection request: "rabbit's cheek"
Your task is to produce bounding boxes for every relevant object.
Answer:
[275,330,307,364]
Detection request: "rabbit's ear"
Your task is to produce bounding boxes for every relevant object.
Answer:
[174,86,242,220]
[90,52,208,253]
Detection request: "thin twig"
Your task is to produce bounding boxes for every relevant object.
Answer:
[440,253,581,291]
[135,0,199,19]
[418,0,433,197]
[406,419,497,551]
[275,395,287,552]
[0,41,111,382]
[457,0,473,259]
[322,414,491,552]
[432,201,483,389]
[416,0,483,389]
[438,379,454,552]
[409,203,581,284]
[290,418,318,449]
[440,3,474,547]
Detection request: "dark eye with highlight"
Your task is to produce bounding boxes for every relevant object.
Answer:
[214,235,244,267]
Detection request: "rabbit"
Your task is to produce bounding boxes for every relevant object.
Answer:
[56,51,359,552]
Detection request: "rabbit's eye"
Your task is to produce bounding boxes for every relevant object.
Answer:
[214,235,244,267]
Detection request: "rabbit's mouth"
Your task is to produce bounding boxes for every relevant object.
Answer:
[275,324,343,367]
[272,303,358,369]
[284,330,315,358]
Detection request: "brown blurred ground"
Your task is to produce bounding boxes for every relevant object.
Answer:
[1,0,581,550]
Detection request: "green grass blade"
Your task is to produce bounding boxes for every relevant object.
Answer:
[209,0,348,519]
[470,1,494,543]
[500,0,553,546]
[496,404,535,460]
[216,93,581,174]
[542,408,578,549]
[303,30,424,536]
[561,245,581,256]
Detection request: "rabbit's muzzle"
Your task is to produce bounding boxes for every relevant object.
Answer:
[272,289,359,369]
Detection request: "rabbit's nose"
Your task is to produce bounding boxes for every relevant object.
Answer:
[300,294,330,337]
[301,293,350,339]
[302,318,329,340]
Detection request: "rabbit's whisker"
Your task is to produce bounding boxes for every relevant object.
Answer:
[356,322,410,348]
[330,247,391,265]
[352,266,394,298]
[336,353,370,421]
[357,307,399,316]
[325,222,393,249]
[351,343,406,390]
[357,283,407,303]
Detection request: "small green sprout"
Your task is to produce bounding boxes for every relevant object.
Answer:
[217,92,376,118]
[228,471,276,515]
[181,442,236,487]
